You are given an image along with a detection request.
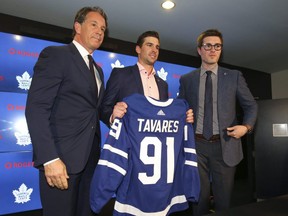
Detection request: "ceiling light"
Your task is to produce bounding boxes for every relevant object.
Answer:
[162,1,175,10]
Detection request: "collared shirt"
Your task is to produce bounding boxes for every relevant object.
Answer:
[196,65,219,135]
[73,40,101,95]
[137,62,159,100]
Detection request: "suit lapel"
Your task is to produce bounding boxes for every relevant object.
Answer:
[68,43,96,91]
[217,67,229,107]
[95,63,105,107]
[68,43,100,105]
[155,75,165,100]
[132,64,145,95]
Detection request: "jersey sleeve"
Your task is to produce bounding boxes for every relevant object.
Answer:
[183,123,200,202]
[90,117,130,213]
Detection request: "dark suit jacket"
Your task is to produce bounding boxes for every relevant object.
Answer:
[100,64,168,126]
[25,43,105,174]
[178,67,257,166]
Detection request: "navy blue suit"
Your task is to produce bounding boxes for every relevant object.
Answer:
[25,43,104,216]
[100,64,168,126]
[178,67,257,215]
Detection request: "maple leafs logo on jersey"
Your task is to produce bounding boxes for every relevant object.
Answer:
[157,109,166,116]
[157,67,168,81]
[12,183,33,204]
[111,60,125,69]
[16,71,32,90]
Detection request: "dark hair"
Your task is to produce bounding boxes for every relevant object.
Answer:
[136,31,160,47]
[72,6,108,38]
[197,29,223,48]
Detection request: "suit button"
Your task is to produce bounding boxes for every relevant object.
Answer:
[92,125,95,129]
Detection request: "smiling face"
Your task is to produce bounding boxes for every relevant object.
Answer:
[136,36,160,67]
[74,11,106,53]
[197,36,222,68]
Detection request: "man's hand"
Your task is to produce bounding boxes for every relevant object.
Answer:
[227,125,249,139]
[186,109,194,123]
[44,159,69,190]
[111,102,128,123]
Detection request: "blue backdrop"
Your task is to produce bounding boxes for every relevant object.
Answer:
[0,31,194,214]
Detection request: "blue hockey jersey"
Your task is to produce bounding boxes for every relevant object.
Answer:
[90,94,200,215]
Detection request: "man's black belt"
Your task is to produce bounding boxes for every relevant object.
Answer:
[195,134,220,142]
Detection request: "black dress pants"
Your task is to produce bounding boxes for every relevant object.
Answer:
[193,138,236,216]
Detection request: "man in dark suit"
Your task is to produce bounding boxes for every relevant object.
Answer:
[178,29,257,215]
[25,6,107,216]
[101,31,193,126]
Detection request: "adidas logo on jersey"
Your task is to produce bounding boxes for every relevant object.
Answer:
[157,109,166,116]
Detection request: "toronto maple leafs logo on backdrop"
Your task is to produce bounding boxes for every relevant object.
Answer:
[14,118,31,146]
[12,183,33,204]
[111,60,125,69]
[157,67,168,81]
[16,71,32,90]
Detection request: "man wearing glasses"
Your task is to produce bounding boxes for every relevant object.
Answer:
[178,29,257,215]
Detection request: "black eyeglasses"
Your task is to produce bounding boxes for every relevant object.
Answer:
[202,43,223,51]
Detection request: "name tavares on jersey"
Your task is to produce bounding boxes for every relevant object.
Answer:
[137,118,179,133]
[110,118,179,140]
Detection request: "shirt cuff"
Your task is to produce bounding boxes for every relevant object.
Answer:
[44,158,60,166]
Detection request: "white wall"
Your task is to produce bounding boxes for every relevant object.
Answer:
[271,69,288,99]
